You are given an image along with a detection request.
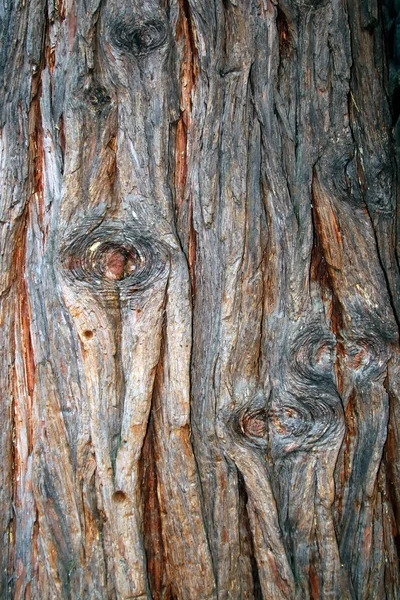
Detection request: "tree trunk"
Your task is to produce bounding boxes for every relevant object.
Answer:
[1,0,399,598]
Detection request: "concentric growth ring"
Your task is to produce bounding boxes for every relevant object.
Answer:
[60,221,168,301]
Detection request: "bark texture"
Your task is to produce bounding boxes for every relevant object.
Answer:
[0,0,399,598]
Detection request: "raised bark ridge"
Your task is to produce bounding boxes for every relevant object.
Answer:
[0,0,399,599]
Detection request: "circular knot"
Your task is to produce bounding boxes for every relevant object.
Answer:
[59,220,168,302]
[111,19,168,56]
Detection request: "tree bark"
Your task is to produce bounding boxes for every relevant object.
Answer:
[0,0,399,598]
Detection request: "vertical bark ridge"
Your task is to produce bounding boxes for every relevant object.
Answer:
[1,0,399,598]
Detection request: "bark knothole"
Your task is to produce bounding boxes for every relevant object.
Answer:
[59,221,169,302]
[86,85,112,110]
[101,244,142,282]
[268,396,343,457]
[343,337,389,381]
[290,327,337,384]
[240,410,268,441]
[110,18,168,56]
[82,329,94,340]
[112,490,128,504]
[73,77,114,115]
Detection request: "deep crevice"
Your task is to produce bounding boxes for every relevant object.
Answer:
[237,471,263,600]
[140,416,164,600]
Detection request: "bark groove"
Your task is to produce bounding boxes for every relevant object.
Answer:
[0,0,399,598]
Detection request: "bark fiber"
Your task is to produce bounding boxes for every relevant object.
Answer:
[0,0,399,598]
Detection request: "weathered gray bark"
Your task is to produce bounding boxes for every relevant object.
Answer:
[0,0,399,598]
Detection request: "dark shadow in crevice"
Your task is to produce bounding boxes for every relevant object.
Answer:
[237,470,263,600]
[140,416,165,600]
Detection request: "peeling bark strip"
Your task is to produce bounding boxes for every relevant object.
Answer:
[0,0,399,598]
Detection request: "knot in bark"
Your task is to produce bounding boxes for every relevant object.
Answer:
[111,18,168,56]
[59,220,169,303]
